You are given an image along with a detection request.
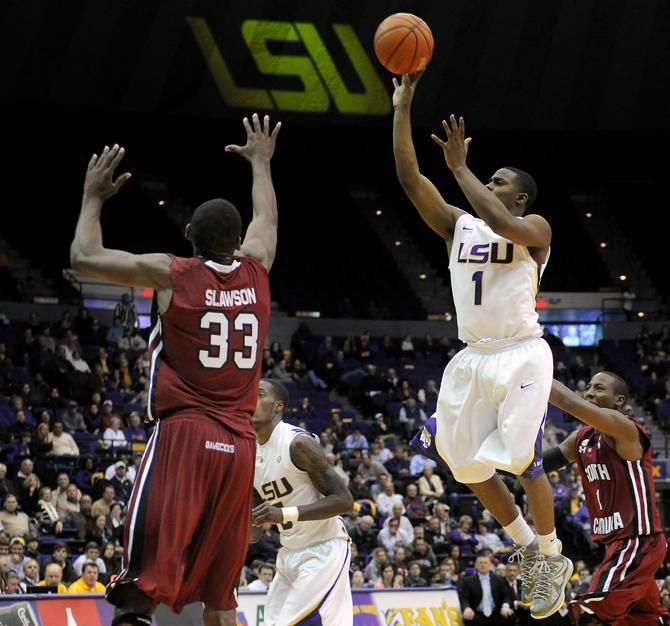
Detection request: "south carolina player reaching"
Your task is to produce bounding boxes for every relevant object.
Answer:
[70,113,281,626]
[393,72,572,619]
[251,379,354,626]
[544,372,670,626]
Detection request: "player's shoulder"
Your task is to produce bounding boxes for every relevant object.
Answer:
[288,426,321,461]
[234,253,270,276]
[170,255,197,266]
[629,416,652,449]
[287,425,320,446]
[455,212,476,228]
[521,212,551,230]
[168,255,204,277]
[272,421,316,444]
[574,424,596,450]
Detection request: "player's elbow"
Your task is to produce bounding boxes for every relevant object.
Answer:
[396,168,420,190]
[339,490,354,514]
[69,246,87,273]
[70,252,98,276]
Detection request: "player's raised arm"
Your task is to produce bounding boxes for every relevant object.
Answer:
[431,115,551,250]
[549,379,640,446]
[70,145,172,289]
[227,113,281,272]
[393,74,466,241]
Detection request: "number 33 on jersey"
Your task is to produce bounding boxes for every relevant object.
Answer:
[147,256,270,438]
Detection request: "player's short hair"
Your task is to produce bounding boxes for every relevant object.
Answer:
[261,379,289,408]
[599,371,629,401]
[190,198,242,259]
[83,561,99,572]
[504,167,537,210]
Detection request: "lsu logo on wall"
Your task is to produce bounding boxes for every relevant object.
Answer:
[187,17,391,115]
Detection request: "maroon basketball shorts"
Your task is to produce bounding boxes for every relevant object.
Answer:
[110,414,255,612]
[574,533,669,625]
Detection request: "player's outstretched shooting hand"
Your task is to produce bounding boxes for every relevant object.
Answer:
[392,71,424,109]
[84,144,132,200]
[251,501,284,527]
[430,114,472,172]
[225,113,281,163]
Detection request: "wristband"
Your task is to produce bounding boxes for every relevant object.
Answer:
[543,446,569,472]
[282,507,299,524]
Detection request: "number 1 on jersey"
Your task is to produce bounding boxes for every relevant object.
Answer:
[472,271,484,305]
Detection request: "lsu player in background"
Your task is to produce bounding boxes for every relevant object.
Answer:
[393,71,572,619]
[251,379,354,626]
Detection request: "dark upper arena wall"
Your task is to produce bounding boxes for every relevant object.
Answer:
[1,0,669,130]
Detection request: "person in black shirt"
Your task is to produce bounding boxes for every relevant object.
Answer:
[0,464,17,498]
[349,515,378,556]
[348,473,372,501]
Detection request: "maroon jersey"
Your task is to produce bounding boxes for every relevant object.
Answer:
[575,420,661,544]
[147,256,270,439]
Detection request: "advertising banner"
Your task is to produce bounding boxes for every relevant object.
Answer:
[1,589,462,626]
[236,588,463,626]
[0,595,118,626]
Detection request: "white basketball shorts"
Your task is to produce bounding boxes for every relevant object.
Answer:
[434,336,552,484]
[264,537,352,626]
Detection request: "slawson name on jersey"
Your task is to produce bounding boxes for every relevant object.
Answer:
[205,288,257,308]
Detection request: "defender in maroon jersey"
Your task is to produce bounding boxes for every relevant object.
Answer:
[70,113,281,626]
[544,372,670,626]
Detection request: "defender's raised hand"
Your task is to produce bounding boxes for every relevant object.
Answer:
[225,113,281,162]
[392,72,424,109]
[84,144,132,200]
[431,114,472,172]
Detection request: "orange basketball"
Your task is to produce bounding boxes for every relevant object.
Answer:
[374,13,434,75]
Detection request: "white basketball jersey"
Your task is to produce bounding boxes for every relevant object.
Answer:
[449,213,548,344]
[254,421,349,550]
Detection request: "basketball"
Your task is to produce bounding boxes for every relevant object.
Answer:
[373,13,434,75]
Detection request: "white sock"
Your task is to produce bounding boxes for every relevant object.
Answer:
[537,529,560,556]
[504,515,536,547]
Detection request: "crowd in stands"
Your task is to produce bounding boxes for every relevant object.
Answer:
[1,307,670,620]
[244,324,670,621]
[0,304,143,594]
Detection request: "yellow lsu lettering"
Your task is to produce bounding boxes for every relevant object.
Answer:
[187,17,391,115]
